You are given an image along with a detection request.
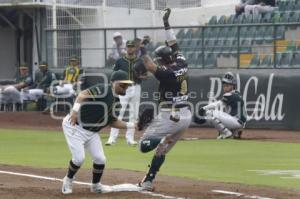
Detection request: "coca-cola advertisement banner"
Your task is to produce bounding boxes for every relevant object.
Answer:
[141,69,300,130]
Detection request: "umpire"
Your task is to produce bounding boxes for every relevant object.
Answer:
[61,70,137,194]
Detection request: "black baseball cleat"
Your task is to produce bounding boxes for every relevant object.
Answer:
[233,129,243,139]
[138,180,154,191]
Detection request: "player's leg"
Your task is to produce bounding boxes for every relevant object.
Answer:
[139,108,192,190]
[106,94,129,145]
[125,85,141,145]
[61,115,86,194]
[207,110,243,139]
[85,133,110,193]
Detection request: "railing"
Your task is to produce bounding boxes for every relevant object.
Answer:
[45,23,300,69]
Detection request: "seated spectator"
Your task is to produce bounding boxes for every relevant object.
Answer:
[54,55,82,97]
[245,0,276,16]
[135,35,151,58]
[42,56,83,113]
[22,62,56,105]
[0,64,33,105]
[107,32,127,66]
[235,0,256,16]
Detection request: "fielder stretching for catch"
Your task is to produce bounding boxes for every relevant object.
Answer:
[137,8,192,191]
[61,70,136,194]
[198,72,247,139]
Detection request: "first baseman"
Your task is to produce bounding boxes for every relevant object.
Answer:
[61,70,136,194]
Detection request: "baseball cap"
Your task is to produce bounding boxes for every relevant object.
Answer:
[126,40,136,47]
[70,55,78,61]
[113,32,122,38]
[110,70,134,84]
[19,63,28,69]
[39,61,48,67]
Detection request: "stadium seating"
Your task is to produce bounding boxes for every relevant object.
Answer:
[170,0,300,68]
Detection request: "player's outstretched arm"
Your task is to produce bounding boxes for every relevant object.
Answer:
[141,54,157,74]
[163,8,180,53]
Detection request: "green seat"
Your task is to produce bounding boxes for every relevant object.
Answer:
[208,16,217,25]
[249,54,260,68]
[187,52,198,68]
[280,12,290,23]
[226,14,235,24]
[214,39,225,54]
[264,26,274,43]
[204,53,217,68]
[218,15,226,24]
[275,26,285,40]
[260,54,273,68]
[253,13,262,23]
[261,12,272,23]
[291,52,300,68]
[277,52,292,68]
[176,29,185,39]
[240,39,252,53]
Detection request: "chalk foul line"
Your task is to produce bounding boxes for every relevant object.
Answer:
[0,170,184,199]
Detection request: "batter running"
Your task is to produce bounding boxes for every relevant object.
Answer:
[137,8,192,191]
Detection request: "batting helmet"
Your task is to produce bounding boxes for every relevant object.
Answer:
[154,45,174,65]
[222,72,236,85]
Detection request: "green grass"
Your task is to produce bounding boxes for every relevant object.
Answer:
[0,128,300,190]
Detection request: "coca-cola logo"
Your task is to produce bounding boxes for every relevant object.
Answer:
[209,73,285,121]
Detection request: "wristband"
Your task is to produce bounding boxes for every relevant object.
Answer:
[72,102,81,112]
[126,122,135,129]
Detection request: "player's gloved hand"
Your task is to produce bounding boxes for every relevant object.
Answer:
[198,107,206,117]
[141,35,150,46]
[163,8,171,29]
[163,8,171,22]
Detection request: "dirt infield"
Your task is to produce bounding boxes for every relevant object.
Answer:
[1,164,300,199]
[1,112,300,199]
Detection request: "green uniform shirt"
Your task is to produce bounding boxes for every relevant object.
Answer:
[78,84,117,132]
[16,75,33,87]
[35,69,56,90]
[113,56,143,84]
[222,90,247,123]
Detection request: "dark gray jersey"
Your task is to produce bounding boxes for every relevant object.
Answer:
[222,90,246,123]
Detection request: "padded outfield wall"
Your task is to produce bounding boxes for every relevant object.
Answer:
[83,68,300,130]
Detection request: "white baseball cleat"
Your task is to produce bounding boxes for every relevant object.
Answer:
[127,140,138,146]
[217,129,232,139]
[105,140,116,146]
[91,183,112,193]
[62,176,73,194]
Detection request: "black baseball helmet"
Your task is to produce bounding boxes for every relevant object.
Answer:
[153,45,174,65]
[222,72,236,85]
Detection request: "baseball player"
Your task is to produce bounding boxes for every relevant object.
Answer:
[53,56,82,96]
[22,62,56,103]
[199,72,247,139]
[42,56,82,113]
[61,70,136,194]
[105,40,148,146]
[137,8,192,191]
[0,64,33,105]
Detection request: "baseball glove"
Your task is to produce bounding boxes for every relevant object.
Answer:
[194,107,206,125]
[138,105,154,131]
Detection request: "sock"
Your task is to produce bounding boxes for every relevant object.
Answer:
[67,160,80,179]
[144,155,165,182]
[92,164,105,184]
